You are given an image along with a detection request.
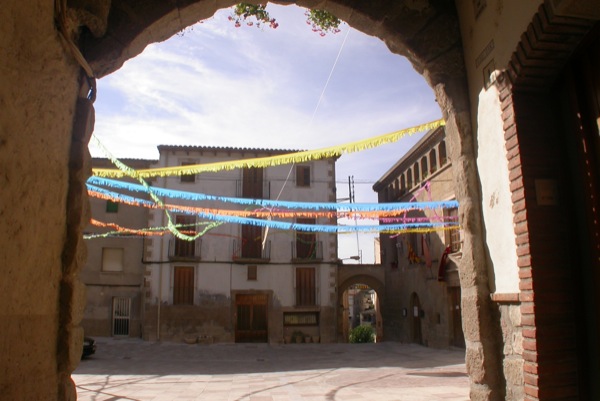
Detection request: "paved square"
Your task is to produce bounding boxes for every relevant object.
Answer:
[74,338,469,400]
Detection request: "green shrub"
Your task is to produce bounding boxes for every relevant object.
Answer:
[349,325,374,343]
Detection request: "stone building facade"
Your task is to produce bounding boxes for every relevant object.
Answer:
[81,158,155,338]
[374,127,465,349]
[1,1,599,400]
[84,146,339,344]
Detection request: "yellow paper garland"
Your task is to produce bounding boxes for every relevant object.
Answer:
[93,119,445,179]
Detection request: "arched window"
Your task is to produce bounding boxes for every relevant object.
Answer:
[439,141,447,166]
[400,174,406,194]
[421,157,428,179]
[407,169,413,189]
[429,149,437,174]
[413,162,420,184]
[394,178,400,198]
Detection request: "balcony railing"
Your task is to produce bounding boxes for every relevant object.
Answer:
[291,240,323,262]
[232,239,271,263]
[168,237,202,261]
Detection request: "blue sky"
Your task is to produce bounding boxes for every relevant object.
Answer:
[90,4,441,263]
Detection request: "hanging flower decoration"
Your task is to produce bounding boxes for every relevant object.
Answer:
[305,9,342,36]
[229,3,279,29]
[229,4,341,35]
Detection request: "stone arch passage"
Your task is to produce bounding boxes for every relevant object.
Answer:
[338,274,385,342]
[76,1,502,398]
[0,1,505,399]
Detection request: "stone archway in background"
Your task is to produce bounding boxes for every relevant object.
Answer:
[338,274,385,342]
[0,1,502,399]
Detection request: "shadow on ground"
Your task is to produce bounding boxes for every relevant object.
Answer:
[75,338,467,376]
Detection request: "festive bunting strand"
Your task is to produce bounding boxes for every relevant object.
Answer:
[87,186,458,233]
[91,136,223,241]
[86,219,460,239]
[92,119,445,178]
[88,186,458,220]
[87,177,459,212]
[85,219,222,240]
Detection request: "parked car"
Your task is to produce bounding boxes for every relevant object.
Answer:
[82,336,96,358]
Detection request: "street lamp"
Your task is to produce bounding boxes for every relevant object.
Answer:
[338,255,360,263]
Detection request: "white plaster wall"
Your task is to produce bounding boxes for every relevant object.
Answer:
[196,264,230,296]
[231,264,295,305]
[456,0,543,293]
[476,87,519,293]
[146,148,336,303]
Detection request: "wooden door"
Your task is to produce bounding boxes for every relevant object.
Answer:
[448,287,465,348]
[235,294,268,343]
[559,35,600,398]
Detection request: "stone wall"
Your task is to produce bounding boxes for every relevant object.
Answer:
[0,1,88,399]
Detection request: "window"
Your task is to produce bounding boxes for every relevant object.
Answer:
[407,169,413,188]
[241,224,263,259]
[283,312,319,326]
[242,167,264,198]
[429,149,438,174]
[445,207,461,252]
[413,162,420,183]
[174,215,196,258]
[102,248,123,272]
[173,266,194,305]
[106,200,119,213]
[295,267,316,306]
[112,297,131,336]
[295,218,317,259]
[247,265,257,281]
[400,175,406,194]
[439,141,447,166]
[421,157,428,179]
[296,165,311,187]
[407,232,421,264]
[180,162,196,183]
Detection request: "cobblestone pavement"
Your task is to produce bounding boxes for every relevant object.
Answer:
[73,338,469,401]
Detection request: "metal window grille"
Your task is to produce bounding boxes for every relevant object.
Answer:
[112,297,131,336]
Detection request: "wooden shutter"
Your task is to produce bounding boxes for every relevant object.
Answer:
[296,165,310,187]
[296,267,316,306]
[173,266,194,305]
[242,167,263,198]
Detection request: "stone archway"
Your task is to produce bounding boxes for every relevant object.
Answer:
[77,3,499,396]
[1,1,502,400]
[338,274,385,343]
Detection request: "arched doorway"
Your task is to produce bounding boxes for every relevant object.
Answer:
[338,274,385,343]
[409,292,422,345]
[342,283,382,342]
